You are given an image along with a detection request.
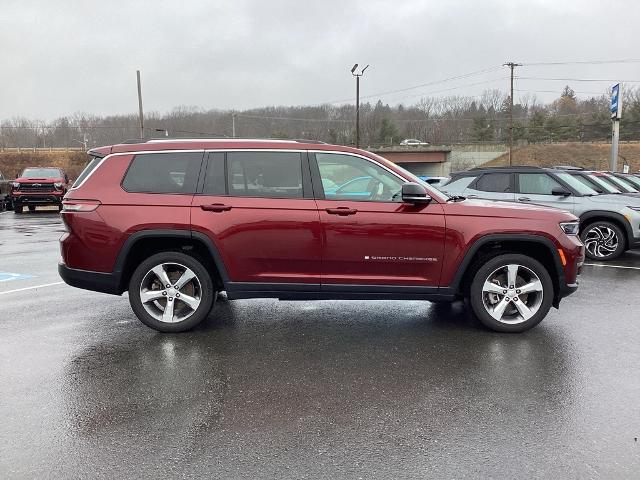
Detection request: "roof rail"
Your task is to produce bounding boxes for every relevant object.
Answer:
[120,137,327,144]
[468,165,543,171]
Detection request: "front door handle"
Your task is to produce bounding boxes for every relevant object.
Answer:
[466,194,478,198]
[325,207,358,216]
[518,197,531,202]
[201,203,232,212]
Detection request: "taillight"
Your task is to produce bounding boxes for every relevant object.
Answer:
[62,200,101,212]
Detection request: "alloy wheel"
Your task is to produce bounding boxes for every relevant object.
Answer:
[139,262,202,323]
[481,264,544,325]
[583,226,619,259]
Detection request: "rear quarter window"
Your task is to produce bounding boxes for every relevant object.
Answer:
[73,156,102,187]
[122,152,204,194]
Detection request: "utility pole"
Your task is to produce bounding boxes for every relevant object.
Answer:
[351,64,369,148]
[232,113,236,138]
[504,62,521,165]
[136,70,144,140]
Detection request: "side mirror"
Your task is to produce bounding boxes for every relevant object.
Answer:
[401,182,432,204]
[551,187,572,197]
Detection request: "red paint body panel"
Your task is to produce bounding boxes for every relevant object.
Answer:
[61,141,583,301]
[316,199,445,285]
[192,195,322,283]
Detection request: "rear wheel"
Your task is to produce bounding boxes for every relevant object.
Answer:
[128,252,215,333]
[469,254,553,333]
[580,221,625,261]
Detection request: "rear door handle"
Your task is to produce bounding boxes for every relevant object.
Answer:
[518,197,531,202]
[201,203,232,212]
[325,207,358,216]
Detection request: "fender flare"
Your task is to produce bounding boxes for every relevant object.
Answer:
[447,233,565,305]
[113,229,230,290]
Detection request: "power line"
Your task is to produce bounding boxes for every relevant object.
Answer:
[325,65,503,104]
[518,76,640,83]
[522,58,640,66]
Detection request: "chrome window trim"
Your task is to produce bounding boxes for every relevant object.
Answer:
[71,148,445,202]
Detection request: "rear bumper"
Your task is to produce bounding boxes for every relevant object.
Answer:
[58,262,122,295]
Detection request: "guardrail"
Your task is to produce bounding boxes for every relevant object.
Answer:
[0,147,84,153]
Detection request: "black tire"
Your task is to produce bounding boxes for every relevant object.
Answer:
[14,205,23,214]
[580,221,625,261]
[128,251,215,333]
[469,253,554,333]
[58,204,63,212]
[28,205,36,212]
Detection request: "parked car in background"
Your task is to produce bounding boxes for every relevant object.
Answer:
[443,166,640,261]
[418,175,449,189]
[400,138,430,146]
[11,167,70,214]
[0,170,12,211]
[612,172,640,190]
[559,170,640,198]
[59,138,583,334]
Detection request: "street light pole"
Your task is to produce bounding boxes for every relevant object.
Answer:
[136,70,144,140]
[351,64,369,148]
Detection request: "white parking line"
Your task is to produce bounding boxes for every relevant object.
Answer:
[0,282,64,295]
[584,263,640,271]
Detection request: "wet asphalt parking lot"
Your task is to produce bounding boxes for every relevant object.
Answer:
[0,210,639,479]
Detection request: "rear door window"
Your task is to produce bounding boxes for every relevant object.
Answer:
[474,173,512,192]
[226,151,303,198]
[122,152,204,194]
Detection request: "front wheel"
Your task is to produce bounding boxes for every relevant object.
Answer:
[128,252,215,333]
[469,254,554,333]
[14,205,23,214]
[580,221,625,261]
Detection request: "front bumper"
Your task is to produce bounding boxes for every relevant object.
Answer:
[12,193,64,205]
[58,262,122,295]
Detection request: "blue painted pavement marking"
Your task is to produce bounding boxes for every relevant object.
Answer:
[0,272,35,282]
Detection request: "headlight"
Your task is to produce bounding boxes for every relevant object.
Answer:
[54,182,63,189]
[560,221,579,235]
[11,182,20,189]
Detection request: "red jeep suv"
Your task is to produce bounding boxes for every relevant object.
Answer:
[59,139,583,333]
[12,166,70,213]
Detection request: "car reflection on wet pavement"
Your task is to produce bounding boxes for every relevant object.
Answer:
[0,211,639,478]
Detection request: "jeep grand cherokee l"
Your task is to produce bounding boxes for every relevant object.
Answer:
[59,139,583,333]
[11,167,70,213]
[443,166,640,261]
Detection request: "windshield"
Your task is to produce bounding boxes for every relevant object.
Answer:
[555,172,598,195]
[584,174,619,193]
[605,174,639,192]
[21,168,62,178]
[621,175,640,189]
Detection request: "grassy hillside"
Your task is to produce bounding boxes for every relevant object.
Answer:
[486,142,640,172]
[0,151,90,179]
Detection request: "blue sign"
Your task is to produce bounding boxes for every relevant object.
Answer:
[611,83,621,119]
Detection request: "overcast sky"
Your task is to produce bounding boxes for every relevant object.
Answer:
[2,0,639,120]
